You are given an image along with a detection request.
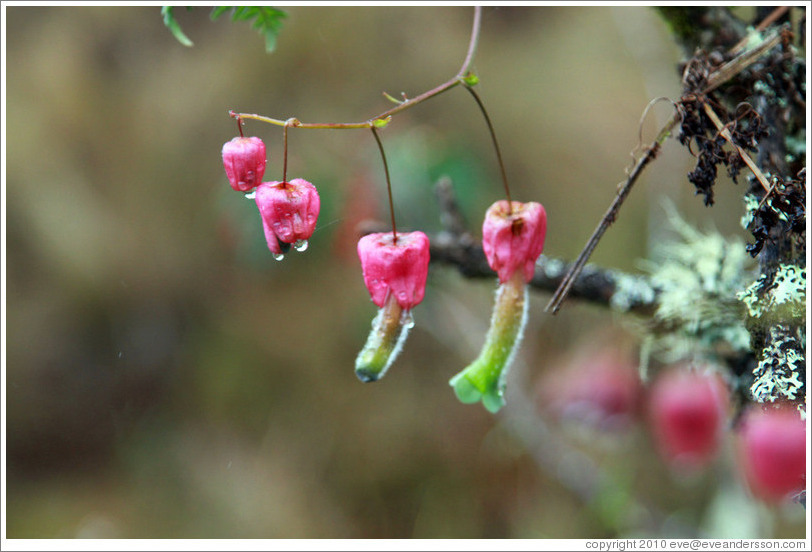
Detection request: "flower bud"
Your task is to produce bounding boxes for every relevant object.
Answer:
[255,179,320,257]
[482,200,547,284]
[357,231,430,311]
[354,231,430,382]
[648,367,729,470]
[737,404,806,503]
[222,136,267,192]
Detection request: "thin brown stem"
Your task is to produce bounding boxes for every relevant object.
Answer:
[229,7,483,131]
[730,6,790,55]
[701,103,771,192]
[282,118,292,182]
[545,24,787,314]
[233,111,244,137]
[371,126,397,242]
[464,85,512,210]
[545,116,680,314]
[702,26,784,94]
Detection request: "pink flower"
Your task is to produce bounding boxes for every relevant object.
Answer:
[357,231,430,311]
[255,179,320,256]
[482,200,547,284]
[737,404,806,503]
[222,136,267,192]
[648,367,729,470]
[541,350,643,432]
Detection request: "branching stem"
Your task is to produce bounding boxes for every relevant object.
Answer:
[545,24,787,315]
[229,7,482,131]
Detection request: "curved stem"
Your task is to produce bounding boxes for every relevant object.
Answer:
[371,126,397,242]
[228,7,483,131]
[234,112,244,137]
[464,85,512,210]
[458,5,482,76]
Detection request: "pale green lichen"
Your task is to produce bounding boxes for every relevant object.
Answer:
[737,263,806,322]
[610,272,657,312]
[750,325,806,404]
[740,194,760,230]
[643,208,752,360]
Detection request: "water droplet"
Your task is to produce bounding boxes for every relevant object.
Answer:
[401,310,415,329]
[307,214,316,224]
[272,252,285,261]
[294,239,308,252]
[244,191,256,199]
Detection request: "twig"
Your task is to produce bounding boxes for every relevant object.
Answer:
[545,24,787,315]
[702,26,784,94]
[729,6,790,55]
[701,102,772,192]
[544,116,679,315]
[230,7,483,131]
[429,179,659,315]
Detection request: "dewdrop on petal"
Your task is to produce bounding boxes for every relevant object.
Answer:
[222,136,267,192]
[450,200,547,413]
[355,231,430,382]
[255,178,320,257]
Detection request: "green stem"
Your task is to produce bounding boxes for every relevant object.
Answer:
[450,272,528,413]
[355,295,412,382]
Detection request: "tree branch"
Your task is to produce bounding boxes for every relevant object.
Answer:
[429,178,659,315]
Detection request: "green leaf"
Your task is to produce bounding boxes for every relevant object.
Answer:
[162,6,287,53]
[161,6,194,47]
[220,6,287,52]
[210,6,230,20]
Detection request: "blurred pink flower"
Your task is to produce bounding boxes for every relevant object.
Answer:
[541,351,643,432]
[737,404,806,503]
[648,367,729,470]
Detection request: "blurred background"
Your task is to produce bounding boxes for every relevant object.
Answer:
[4,5,805,540]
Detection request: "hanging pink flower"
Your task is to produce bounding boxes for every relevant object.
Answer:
[255,179,320,256]
[357,231,430,311]
[648,367,729,470]
[737,404,806,503]
[222,136,267,192]
[482,200,547,284]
